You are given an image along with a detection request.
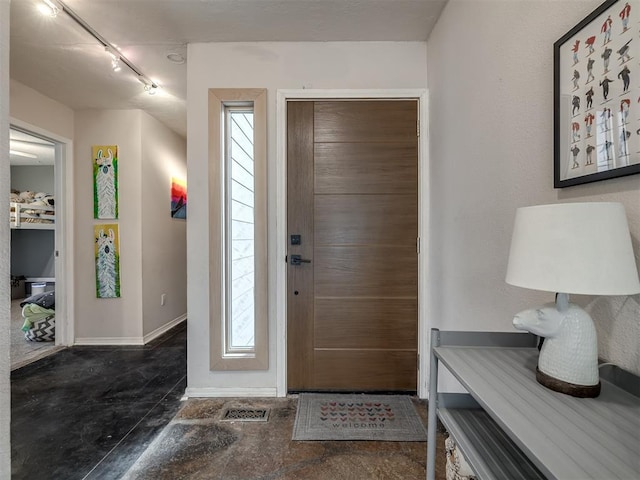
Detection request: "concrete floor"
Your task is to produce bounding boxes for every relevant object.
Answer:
[123,397,447,480]
[11,323,187,480]
[12,321,447,479]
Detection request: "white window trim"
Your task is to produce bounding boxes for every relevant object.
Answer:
[209,89,267,370]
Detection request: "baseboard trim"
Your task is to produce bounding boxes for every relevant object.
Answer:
[74,314,187,346]
[11,346,66,371]
[184,387,278,398]
[74,337,145,345]
[143,314,187,344]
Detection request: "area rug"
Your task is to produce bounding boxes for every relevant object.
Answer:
[292,393,427,441]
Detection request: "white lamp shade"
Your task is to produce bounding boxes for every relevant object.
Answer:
[506,202,640,296]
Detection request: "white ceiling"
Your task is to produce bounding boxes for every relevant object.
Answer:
[10,0,448,138]
[10,128,55,166]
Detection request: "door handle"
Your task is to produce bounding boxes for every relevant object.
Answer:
[290,254,311,266]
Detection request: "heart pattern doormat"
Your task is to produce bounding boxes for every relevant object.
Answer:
[292,393,427,441]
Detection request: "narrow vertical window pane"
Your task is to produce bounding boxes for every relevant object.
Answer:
[226,108,255,351]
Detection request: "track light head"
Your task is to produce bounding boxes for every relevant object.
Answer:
[39,0,61,17]
[144,84,158,96]
[105,47,122,72]
[139,76,159,96]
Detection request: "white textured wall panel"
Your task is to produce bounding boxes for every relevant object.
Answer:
[427,0,640,377]
[187,41,427,392]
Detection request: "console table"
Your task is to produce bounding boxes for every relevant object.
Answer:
[426,329,640,480]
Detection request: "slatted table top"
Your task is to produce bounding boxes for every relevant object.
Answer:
[435,346,640,480]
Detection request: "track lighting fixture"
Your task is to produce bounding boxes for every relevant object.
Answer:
[106,47,122,72]
[141,79,159,96]
[38,0,61,17]
[40,0,159,95]
[145,85,158,96]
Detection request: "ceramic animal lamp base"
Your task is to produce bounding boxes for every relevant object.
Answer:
[535,367,600,398]
[513,293,601,398]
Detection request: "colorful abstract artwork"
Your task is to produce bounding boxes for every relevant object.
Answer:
[171,177,187,219]
[94,224,121,298]
[93,145,119,219]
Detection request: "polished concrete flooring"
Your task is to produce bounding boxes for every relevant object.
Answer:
[11,322,187,480]
[12,323,446,479]
[123,397,447,480]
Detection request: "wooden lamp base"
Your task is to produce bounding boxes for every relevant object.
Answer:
[536,367,601,398]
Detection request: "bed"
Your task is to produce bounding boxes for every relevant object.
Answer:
[10,191,55,229]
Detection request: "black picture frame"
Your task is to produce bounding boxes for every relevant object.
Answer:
[554,0,640,187]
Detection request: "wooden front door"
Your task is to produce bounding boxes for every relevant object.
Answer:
[287,100,419,392]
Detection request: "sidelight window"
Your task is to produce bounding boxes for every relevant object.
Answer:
[209,88,267,371]
[224,106,255,352]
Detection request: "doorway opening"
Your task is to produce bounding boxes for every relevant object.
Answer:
[9,124,71,369]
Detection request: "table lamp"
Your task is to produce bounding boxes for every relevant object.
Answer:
[505,202,640,397]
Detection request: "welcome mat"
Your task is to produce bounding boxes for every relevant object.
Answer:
[292,393,427,441]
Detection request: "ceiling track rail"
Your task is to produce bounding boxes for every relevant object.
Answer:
[54,0,158,89]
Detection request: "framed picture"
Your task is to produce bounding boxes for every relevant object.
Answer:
[170,177,187,219]
[554,0,640,187]
[92,145,119,218]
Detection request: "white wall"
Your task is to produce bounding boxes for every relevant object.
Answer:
[10,166,55,278]
[74,110,144,341]
[10,165,54,193]
[10,79,74,140]
[0,0,11,475]
[186,41,427,395]
[140,112,187,337]
[74,109,187,342]
[427,1,640,376]
[9,97,186,343]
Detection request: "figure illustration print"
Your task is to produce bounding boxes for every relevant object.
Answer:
[600,107,612,132]
[619,128,631,156]
[618,65,630,91]
[586,58,595,83]
[557,1,640,185]
[572,121,581,142]
[602,47,612,72]
[572,39,580,64]
[93,145,119,219]
[572,95,581,114]
[619,2,631,32]
[601,15,613,44]
[600,140,613,164]
[584,112,595,137]
[586,144,595,166]
[585,35,596,55]
[599,77,613,100]
[617,39,632,64]
[585,87,594,109]
[570,145,580,169]
[620,98,631,124]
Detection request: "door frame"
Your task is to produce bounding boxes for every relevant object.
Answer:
[10,118,75,346]
[275,89,430,397]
